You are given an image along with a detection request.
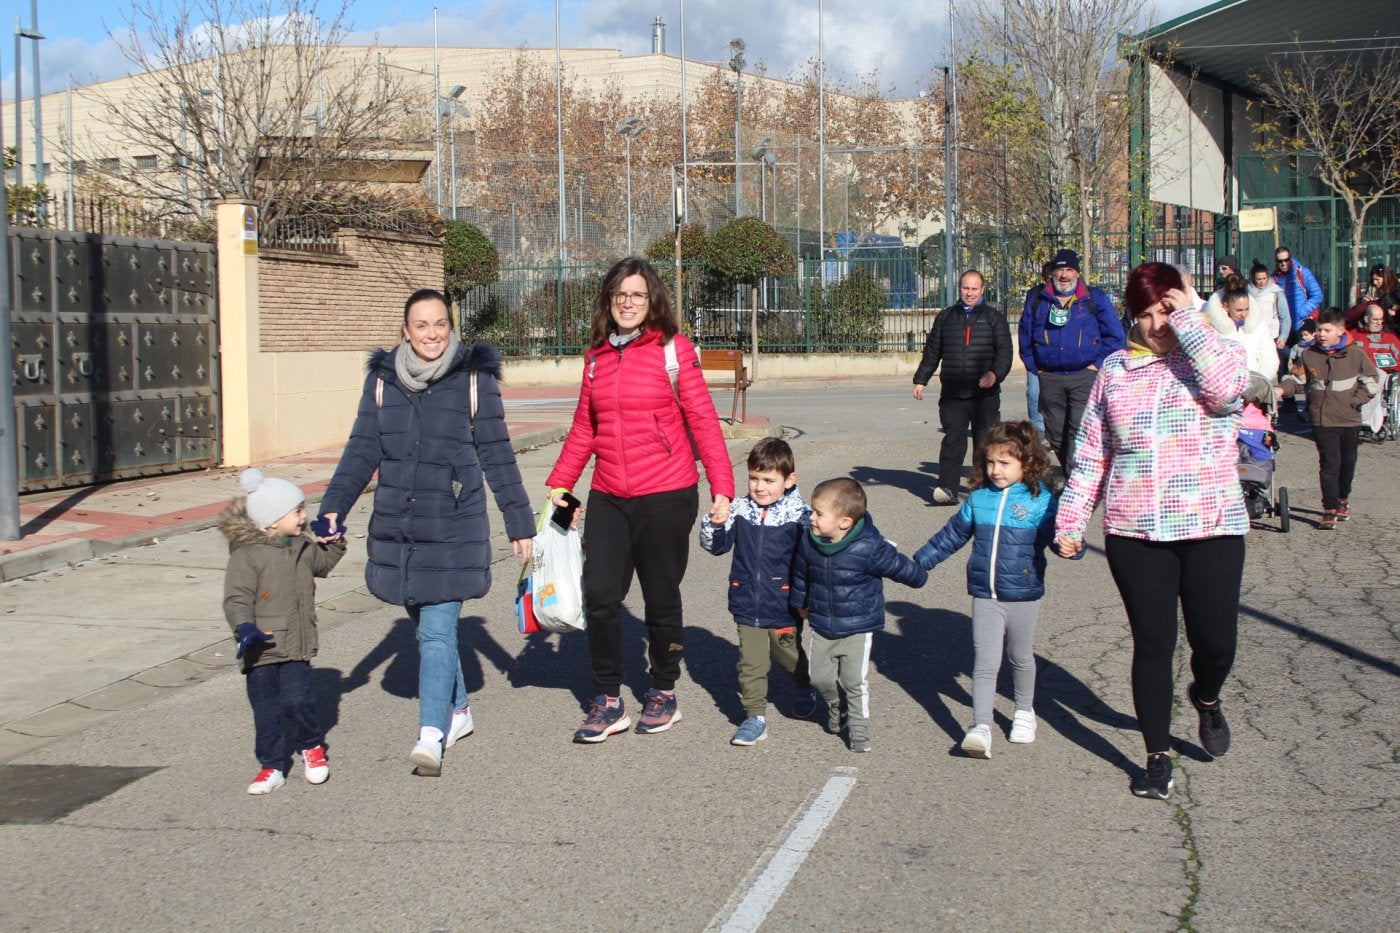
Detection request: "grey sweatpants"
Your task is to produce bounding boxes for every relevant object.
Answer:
[970,597,1041,727]
[809,630,873,732]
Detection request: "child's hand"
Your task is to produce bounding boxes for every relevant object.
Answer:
[708,495,731,525]
[1053,535,1084,559]
[235,623,275,659]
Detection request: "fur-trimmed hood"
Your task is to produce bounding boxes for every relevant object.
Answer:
[1205,288,1266,336]
[367,340,505,385]
[219,499,281,549]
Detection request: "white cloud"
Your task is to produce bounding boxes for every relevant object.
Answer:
[4,34,133,101]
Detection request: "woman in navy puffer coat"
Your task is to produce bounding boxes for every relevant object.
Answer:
[321,289,536,777]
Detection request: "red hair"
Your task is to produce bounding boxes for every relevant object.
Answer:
[1122,262,1185,317]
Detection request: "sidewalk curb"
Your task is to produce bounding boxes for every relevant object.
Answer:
[0,428,571,584]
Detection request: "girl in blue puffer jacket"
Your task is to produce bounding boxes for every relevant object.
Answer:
[915,421,1065,760]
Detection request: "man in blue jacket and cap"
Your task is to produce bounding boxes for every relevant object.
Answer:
[1018,248,1125,475]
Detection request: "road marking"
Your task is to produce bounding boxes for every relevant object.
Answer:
[709,768,858,933]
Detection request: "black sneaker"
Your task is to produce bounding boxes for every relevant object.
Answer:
[1131,753,1174,800]
[1188,682,1231,757]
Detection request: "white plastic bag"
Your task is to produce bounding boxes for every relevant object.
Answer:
[531,519,585,633]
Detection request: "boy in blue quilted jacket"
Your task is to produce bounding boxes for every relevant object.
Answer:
[915,421,1066,760]
[790,477,927,753]
[700,438,819,747]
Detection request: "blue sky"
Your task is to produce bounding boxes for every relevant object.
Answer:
[7,0,1202,102]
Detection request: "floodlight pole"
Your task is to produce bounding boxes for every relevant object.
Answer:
[0,47,21,540]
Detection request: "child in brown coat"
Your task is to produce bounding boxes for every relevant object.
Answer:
[221,469,345,794]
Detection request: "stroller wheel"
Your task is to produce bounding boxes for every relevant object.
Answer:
[1277,487,1290,533]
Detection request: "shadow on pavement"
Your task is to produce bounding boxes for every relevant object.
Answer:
[1035,659,1138,771]
[849,461,940,500]
[683,626,744,724]
[879,600,973,745]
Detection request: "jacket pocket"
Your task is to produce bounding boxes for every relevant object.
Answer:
[653,413,673,455]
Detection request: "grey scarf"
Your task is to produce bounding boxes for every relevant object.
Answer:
[394,330,462,392]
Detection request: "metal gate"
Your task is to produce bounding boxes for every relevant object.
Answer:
[9,228,219,492]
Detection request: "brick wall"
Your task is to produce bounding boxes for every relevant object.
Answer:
[258,228,444,353]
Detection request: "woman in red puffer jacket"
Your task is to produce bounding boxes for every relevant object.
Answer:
[547,257,734,744]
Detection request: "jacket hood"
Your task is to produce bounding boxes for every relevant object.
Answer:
[1205,289,1265,336]
[368,340,505,383]
[220,500,277,548]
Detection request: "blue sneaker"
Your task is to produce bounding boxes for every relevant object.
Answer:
[573,696,631,744]
[731,716,768,746]
[793,688,819,719]
[635,688,682,734]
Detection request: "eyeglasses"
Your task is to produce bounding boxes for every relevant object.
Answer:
[1276,257,1291,265]
[611,291,649,305]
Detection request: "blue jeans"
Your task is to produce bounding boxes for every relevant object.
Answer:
[1025,371,1046,432]
[410,601,468,736]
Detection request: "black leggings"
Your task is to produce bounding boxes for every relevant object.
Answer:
[581,486,699,695]
[1105,535,1245,755]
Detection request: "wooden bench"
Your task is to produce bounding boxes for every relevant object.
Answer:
[699,349,752,423]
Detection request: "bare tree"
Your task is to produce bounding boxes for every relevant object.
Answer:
[1253,38,1400,300]
[83,0,422,231]
[964,0,1144,271]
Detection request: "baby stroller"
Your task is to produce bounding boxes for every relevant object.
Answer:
[1238,397,1290,533]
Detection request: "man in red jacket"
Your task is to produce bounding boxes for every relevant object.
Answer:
[1350,303,1400,435]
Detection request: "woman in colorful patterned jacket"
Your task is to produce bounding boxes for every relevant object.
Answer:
[547,257,735,744]
[1054,262,1248,802]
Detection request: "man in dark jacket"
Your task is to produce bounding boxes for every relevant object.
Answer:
[1018,248,1124,474]
[913,269,1012,504]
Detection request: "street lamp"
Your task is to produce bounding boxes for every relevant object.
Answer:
[616,116,646,255]
[439,85,469,220]
[728,38,745,218]
[751,138,775,223]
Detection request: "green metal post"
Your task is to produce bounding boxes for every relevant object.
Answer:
[1125,41,1151,268]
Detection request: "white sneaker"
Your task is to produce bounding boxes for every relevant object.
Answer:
[445,706,475,749]
[961,724,992,759]
[932,486,958,505]
[247,768,286,795]
[409,741,443,777]
[301,745,330,784]
[1009,710,1037,744]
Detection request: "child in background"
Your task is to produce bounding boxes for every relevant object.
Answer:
[700,438,818,746]
[1278,308,1379,529]
[914,422,1064,758]
[1288,319,1318,425]
[221,469,346,794]
[790,478,927,752]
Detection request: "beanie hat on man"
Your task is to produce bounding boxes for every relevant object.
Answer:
[241,468,305,530]
[1217,254,1240,273]
[1051,248,1080,272]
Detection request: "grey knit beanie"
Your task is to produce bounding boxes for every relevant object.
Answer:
[241,468,305,530]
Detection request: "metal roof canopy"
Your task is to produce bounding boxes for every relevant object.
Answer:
[1135,0,1395,95]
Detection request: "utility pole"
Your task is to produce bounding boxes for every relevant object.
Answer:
[1,47,21,540]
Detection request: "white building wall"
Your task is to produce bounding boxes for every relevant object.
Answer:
[1147,63,1227,214]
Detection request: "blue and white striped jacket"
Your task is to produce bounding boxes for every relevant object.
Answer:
[914,482,1057,602]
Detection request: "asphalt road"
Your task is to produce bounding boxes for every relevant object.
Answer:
[1,376,1396,931]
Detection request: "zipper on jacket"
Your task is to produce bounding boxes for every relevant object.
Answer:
[989,487,1009,599]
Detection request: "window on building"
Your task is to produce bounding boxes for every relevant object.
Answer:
[99,157,121,172]
[134,154,158,170]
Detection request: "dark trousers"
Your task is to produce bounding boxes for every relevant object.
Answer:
[936,391,1001,494]
[245,660,323,770]
[1312,426,1360,509]
[582,486,699,695]
[1105,535,1245,755]
[1037,369,1099,471]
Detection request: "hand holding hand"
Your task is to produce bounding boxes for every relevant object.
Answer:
[235,622,275,659]
[708,495,732,526]
[1053,535,1084,559]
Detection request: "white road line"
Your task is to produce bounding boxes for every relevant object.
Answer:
[709,769,859,933]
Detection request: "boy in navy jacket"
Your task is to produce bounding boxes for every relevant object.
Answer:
[701,438,816,746]
[790,478,927,752]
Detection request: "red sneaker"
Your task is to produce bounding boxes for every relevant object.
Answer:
[247,768,285,795]
[1318,510,1338,530]
[1335,499,1350,522]
[302,745,329,784]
